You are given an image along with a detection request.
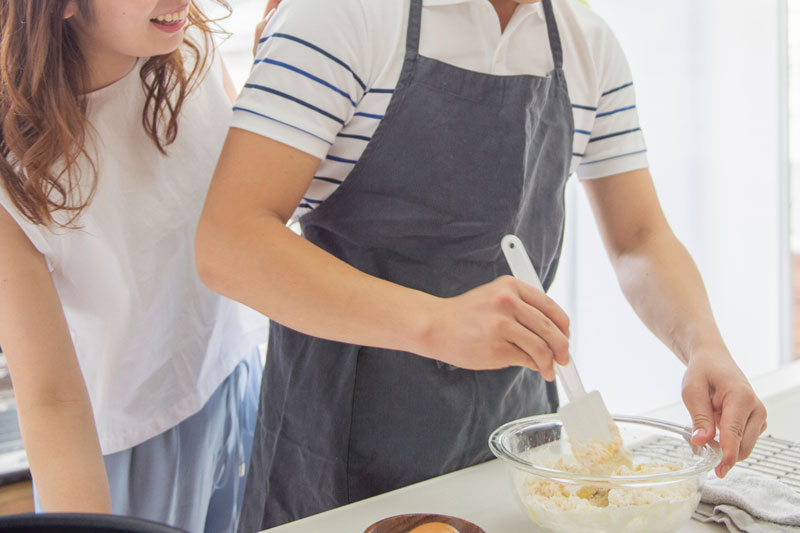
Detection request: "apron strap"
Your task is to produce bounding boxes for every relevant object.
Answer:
[541,0,564,71]
[405,0,424,60]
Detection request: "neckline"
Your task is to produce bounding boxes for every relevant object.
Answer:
[84,59,142,102]
[406,0,563,70]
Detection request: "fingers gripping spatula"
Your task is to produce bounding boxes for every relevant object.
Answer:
[501,234,617,450]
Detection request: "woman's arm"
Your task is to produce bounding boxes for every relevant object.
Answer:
[0,207,111,512]
[582,167,767,477]
[220,59,237,104]
[252,0,281,57]
[196,129,571,379]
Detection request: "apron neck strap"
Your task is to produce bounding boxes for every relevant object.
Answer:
[541,0,564,71]
[405,0,564,71]
[406,0,423,60]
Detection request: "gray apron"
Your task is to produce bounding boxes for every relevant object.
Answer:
[239,0,574,529]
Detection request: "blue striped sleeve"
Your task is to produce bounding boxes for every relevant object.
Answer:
[242,84,345,125]
[259,33,366,90]
[253,58,358,107]
[576,21,648,179]
[231,2,371,162]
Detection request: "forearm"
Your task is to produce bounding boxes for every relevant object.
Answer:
[6,313,111,513]
[197,212,440,357]
[611,227,726,364]
[18,396,111,513]
[584,169,765,473]
[615,228,768,473]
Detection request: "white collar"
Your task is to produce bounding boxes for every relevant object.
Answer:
[423,0,478,5]
[422,0,543,19]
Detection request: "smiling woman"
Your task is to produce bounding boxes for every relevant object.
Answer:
[0,0,227,227]
[0,1,268,532]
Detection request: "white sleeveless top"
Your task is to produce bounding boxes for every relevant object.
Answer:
[0,56,268,454]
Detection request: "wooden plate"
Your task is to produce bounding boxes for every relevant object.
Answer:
[364,513,485,533]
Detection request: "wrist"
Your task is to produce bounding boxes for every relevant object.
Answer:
[684,340,732,367]
[404,292,446,358]
[675,322,728,365]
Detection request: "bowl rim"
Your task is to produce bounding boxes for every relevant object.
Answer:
[489,413,722,485]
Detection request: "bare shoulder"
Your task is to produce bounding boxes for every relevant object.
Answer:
[0,206,46,269]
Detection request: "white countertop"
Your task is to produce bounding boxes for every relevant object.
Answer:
[265,361,800,533]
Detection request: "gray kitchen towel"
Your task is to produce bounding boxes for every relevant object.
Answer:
[692,468,800,532]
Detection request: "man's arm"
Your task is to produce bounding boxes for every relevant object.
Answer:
[196,128,571,378]
[0,207,111,512]
[582,167,767,477]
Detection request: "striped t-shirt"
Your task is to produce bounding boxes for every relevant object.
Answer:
[232,0,649,220]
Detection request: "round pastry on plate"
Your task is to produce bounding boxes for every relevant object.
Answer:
[363,513,485,533]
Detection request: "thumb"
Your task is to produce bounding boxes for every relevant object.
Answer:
[682,381,716,445]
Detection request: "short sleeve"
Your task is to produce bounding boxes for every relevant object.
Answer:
[230,0,371,160]
[576,19,649,179]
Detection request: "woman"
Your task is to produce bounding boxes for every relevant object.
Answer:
[0,1,266,531]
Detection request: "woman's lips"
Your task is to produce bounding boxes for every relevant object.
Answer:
[150,17,187,33]
[150,5,189,33]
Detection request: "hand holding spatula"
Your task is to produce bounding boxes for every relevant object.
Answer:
[501,234,632,473]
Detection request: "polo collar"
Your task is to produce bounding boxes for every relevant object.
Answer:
[423,0,479,5]
[422,0,543,19]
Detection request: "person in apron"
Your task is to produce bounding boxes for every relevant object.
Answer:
[197,0,767,529]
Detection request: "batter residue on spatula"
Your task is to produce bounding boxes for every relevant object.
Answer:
[567,421,633,475]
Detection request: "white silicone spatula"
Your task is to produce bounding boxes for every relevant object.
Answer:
[501,234,615,446]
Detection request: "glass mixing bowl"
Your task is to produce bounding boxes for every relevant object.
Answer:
[489,414,722,533]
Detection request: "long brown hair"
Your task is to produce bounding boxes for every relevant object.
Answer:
[0,0,230,227]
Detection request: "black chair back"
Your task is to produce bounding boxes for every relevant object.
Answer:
[0,513,187,532]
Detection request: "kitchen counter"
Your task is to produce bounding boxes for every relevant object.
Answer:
[265,361,800,532]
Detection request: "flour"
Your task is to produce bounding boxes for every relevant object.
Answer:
[511,448,699,532]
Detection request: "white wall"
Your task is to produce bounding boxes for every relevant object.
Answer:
[207,0,266,89]
[550,0,787,414]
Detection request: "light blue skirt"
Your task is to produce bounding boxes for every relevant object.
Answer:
[36,348,263,533]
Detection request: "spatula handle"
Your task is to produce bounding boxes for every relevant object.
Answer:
[501,235,586,401]
[554,357,585,403]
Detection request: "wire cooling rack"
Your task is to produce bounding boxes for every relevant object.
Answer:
[632,434,800,493]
